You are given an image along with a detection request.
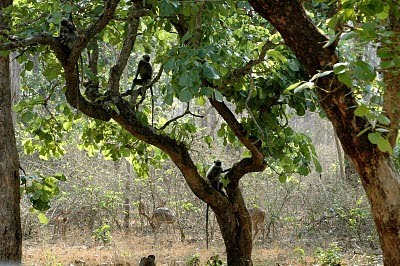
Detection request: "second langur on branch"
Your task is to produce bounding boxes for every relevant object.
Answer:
[205,159,229,250]
[122,54,153,100]
[206,160,229,194]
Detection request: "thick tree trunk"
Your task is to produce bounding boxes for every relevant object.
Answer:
[213,205,253,265]
[0,0,22,262]
[248,1,400,264]
[210,183,253,265]
[357,156,400,265]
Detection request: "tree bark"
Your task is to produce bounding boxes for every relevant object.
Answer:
[212,183,253,265]
[248,1,400,264]
[0,0,22,262]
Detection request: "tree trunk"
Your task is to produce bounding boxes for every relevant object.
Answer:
[213,207,253,265]
[356,156,400,265]
[0,0,22,262]
[248,1,400,264]
[210,183,253,265]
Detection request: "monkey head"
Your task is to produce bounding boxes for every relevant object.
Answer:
[60,18,69,27]
[214,160,221,167]
[143,54,150,63]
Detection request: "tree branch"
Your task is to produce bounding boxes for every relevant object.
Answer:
[157,104,203,131]
[70,0,121,63]
[108,2,141,93]
[209,99,266,181]
[221,40,272,89]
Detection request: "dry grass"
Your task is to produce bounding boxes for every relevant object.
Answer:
[22,230,378,266]
[23,231,296,265]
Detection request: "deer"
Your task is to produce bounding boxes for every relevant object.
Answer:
[138,200,150,231]
[138,200,185,243]
[150,207,185,244]
[249,207,266,242]
[53,210,69,239]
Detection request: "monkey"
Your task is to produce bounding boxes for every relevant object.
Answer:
[205,160,230,250]
[57,15,84,116]
[58,16,78,52]
[206,160,231,192]
[121,55,155,125]
[139,255,155,266]
[121,54,153,100]
[133,54,153,87]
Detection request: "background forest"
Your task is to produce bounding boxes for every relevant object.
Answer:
[0,0,399,265]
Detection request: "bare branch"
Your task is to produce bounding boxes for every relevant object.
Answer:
[0,35,57,51]
[150,65,164,87]
[157,104,204,131]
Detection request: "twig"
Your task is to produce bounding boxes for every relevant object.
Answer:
[157,104,203,130]
[245,72,264,144]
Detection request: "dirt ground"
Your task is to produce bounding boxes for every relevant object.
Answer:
[22,231,379,265]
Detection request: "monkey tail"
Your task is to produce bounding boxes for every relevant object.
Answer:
[206,204,209,250]
[150,86,154,126]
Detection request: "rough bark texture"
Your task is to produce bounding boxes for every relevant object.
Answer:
[248,1,400,264]
[0,0,22,262]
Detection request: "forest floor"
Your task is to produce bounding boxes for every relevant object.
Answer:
[22,231,381,265]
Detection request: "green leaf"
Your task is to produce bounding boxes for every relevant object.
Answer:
[341,31,358,41]
[38,213,49,224]
[160,1,176,16]
[201,87,213,97]
[53,173,67,181]
[353,60,376,82]
[323,32,340,48]
[178,88,192,102]
[136,111,148,126]
[51,11,63,24]
[327,15,338,30]
[377,137,393,154]
[63,121,72,131]
[354,105,369,117]
[338,72,353,87]
[298,164,309,175]
[25,61,34,71]
[204,135,213,147]
[179,72,193,87]
[284,81,303,93]
[377,47,393,58]
[267,49,287,62]
[203,64,220,80]
[279,174,287,183]
[377,114,390,125]
[333,63,348,74]
[313,156,322,173]
[368,132,380,144]
[213,90,224,102]
[21,111,34,122]
[165,92,173,105]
